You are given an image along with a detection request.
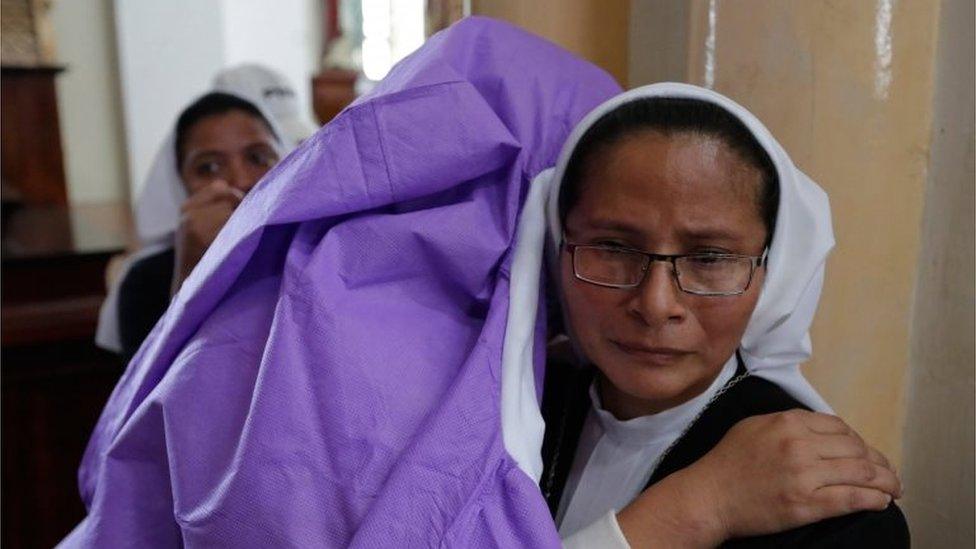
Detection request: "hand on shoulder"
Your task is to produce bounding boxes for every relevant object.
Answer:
[617,409,901,548]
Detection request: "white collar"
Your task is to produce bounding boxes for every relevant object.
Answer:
[588,354,738,447]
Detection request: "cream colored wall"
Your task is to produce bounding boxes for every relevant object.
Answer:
[114,0,322,201]
[49,0,129,205]
[471,0,630,86]
[628,0,688,85]
[677,0,941,465]
[629,0,973,538]
[899,0,974,545]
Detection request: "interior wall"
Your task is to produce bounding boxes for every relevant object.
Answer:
[48,0,128,205]
[899,0,975,544]
[114,0,321,202]
[113,0,227,201]
[220,0,321,130]
[672,0,942,465]
[471,0,630,86]
[629,5,974,538]
[627,0,688,85]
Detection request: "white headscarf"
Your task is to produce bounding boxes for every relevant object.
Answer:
[134,71,304,246]
[501,83,834,482]
[96,82,293,353]
[212,63,318,149]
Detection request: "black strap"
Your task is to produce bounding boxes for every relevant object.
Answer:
[541,350,749,515]
[539,359,592,516]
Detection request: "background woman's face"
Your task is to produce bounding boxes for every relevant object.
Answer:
[179,110,279,195]
[560,131,768,416]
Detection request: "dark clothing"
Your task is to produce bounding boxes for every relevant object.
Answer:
[117,248,175,364]
[540,356,910,547]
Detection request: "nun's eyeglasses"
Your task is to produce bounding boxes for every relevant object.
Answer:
[564,243,768,297]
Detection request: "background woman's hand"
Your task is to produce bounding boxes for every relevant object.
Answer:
[617,409,901,548]
[173,180,243,292]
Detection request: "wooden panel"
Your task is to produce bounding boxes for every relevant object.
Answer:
[2,296,105,346]
[1,200,130,546]
[2,255,109,306]
[2,202,131,306]
[312,68,358,125]
[1,67,68,205]
[1,342,122,549]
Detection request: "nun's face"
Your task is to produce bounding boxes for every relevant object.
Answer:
[179,110,279,196]
[560,131,767,419]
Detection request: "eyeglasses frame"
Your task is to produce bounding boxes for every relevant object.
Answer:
[563,241,768,297]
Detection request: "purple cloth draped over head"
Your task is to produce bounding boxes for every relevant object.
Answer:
[63,17,620,547]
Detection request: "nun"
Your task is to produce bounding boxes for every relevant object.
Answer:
[95,64,317,363]
[529,84,910,546]
[65,18,902,547]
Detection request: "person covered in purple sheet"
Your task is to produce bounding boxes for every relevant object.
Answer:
[531,84,908,546]
[63,18,903,548]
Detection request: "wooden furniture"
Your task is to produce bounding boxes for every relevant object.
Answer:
[312,68,358,125]
[315,0,357,125]
[1,65,68,205]
[1,202,132,549]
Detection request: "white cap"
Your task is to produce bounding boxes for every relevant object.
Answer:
[213,63,319,147]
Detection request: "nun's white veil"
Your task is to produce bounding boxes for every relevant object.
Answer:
[501,83,835,482]
[135,65,309,247]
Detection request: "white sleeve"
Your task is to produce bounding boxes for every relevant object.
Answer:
[561,511,631,549]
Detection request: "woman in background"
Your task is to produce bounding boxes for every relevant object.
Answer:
[115,92,284,363]
[96,64,317,363]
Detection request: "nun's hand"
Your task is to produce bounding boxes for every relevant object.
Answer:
[173,180,244,292]
[617,410,901,548]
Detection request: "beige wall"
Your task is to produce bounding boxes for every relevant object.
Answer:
[631,0,942,465]
[471,0,630,86]
[628,0,688,85]
[899,0,974,545]
[49,0,129,205]
[629,0,973,541]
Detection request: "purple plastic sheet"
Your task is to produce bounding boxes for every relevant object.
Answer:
[64,17,620,547]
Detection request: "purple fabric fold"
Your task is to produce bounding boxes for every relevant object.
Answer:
[65,17,620,547]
